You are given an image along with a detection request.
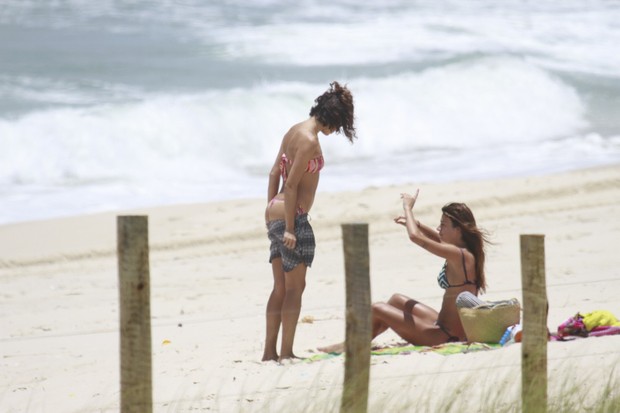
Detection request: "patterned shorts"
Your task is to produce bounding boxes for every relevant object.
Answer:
[268,214,315,273]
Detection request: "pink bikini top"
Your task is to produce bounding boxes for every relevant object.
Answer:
[279,153,324,182]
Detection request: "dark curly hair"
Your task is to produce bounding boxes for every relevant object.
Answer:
[442,202,491,293]
[309,81,357,142]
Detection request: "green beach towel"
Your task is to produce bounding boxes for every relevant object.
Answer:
[306,342,501,363]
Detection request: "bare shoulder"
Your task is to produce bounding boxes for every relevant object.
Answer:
[286,127,319,154]
[438,242,469,264]
[459,248,476,272]
[296,126,318,144]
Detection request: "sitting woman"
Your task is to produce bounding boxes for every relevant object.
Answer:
[319,189,490,352]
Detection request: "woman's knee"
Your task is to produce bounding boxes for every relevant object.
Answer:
[271,283,286,299]
[387,293,403,304]
[387,293,414,308]
[285,281,306,297]
[371,302,392,316]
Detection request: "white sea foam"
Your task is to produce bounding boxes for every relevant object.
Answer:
[0,58,586,186]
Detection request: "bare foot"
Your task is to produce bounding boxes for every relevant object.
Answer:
[317,342,345,354]
[278,353,304,363]
[262,352,279,362]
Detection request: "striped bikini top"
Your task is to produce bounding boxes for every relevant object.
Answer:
[437,248,476,290]
[279,153,324,182]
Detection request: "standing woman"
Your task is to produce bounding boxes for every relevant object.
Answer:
[262,82,356,362]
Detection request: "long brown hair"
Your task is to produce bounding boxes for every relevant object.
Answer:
[442,202,490,293]
[309,81,357,142]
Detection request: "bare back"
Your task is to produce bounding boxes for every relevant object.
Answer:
[267,119,323,221]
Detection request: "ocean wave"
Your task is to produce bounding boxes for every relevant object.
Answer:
[1,57,587,188]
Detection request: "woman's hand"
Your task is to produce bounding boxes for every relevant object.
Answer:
[394,216,407,226]
[401,189,420,211]
[283,230,297,249]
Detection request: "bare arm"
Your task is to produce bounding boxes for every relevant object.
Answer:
[400,190,425,244]
[267,143,284,203]
[395,214,440,241]
[397,190,463,262]
[418,221,440,242]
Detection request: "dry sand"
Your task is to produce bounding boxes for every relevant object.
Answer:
[1,164,619,412]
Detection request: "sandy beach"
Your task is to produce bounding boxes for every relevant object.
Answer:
[1,164,619,412]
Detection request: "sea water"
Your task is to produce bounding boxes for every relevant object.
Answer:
[1,0,620,224]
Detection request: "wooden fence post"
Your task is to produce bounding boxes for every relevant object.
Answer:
[340,223,371,413]
[117,215,153,413]
[520,234,548,413]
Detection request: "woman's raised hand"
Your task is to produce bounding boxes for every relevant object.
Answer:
[394,216,407,226]
[400,189,420,211]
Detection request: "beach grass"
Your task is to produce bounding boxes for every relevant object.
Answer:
[224,354,620,413]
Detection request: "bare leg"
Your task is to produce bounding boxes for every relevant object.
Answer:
[262,258,285,361]
[278,263,307,361]
[318,298,401,354]
[319,295,443,352]
[372,302,446,346]
[387,294,439,319]
[372,294,441,338]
